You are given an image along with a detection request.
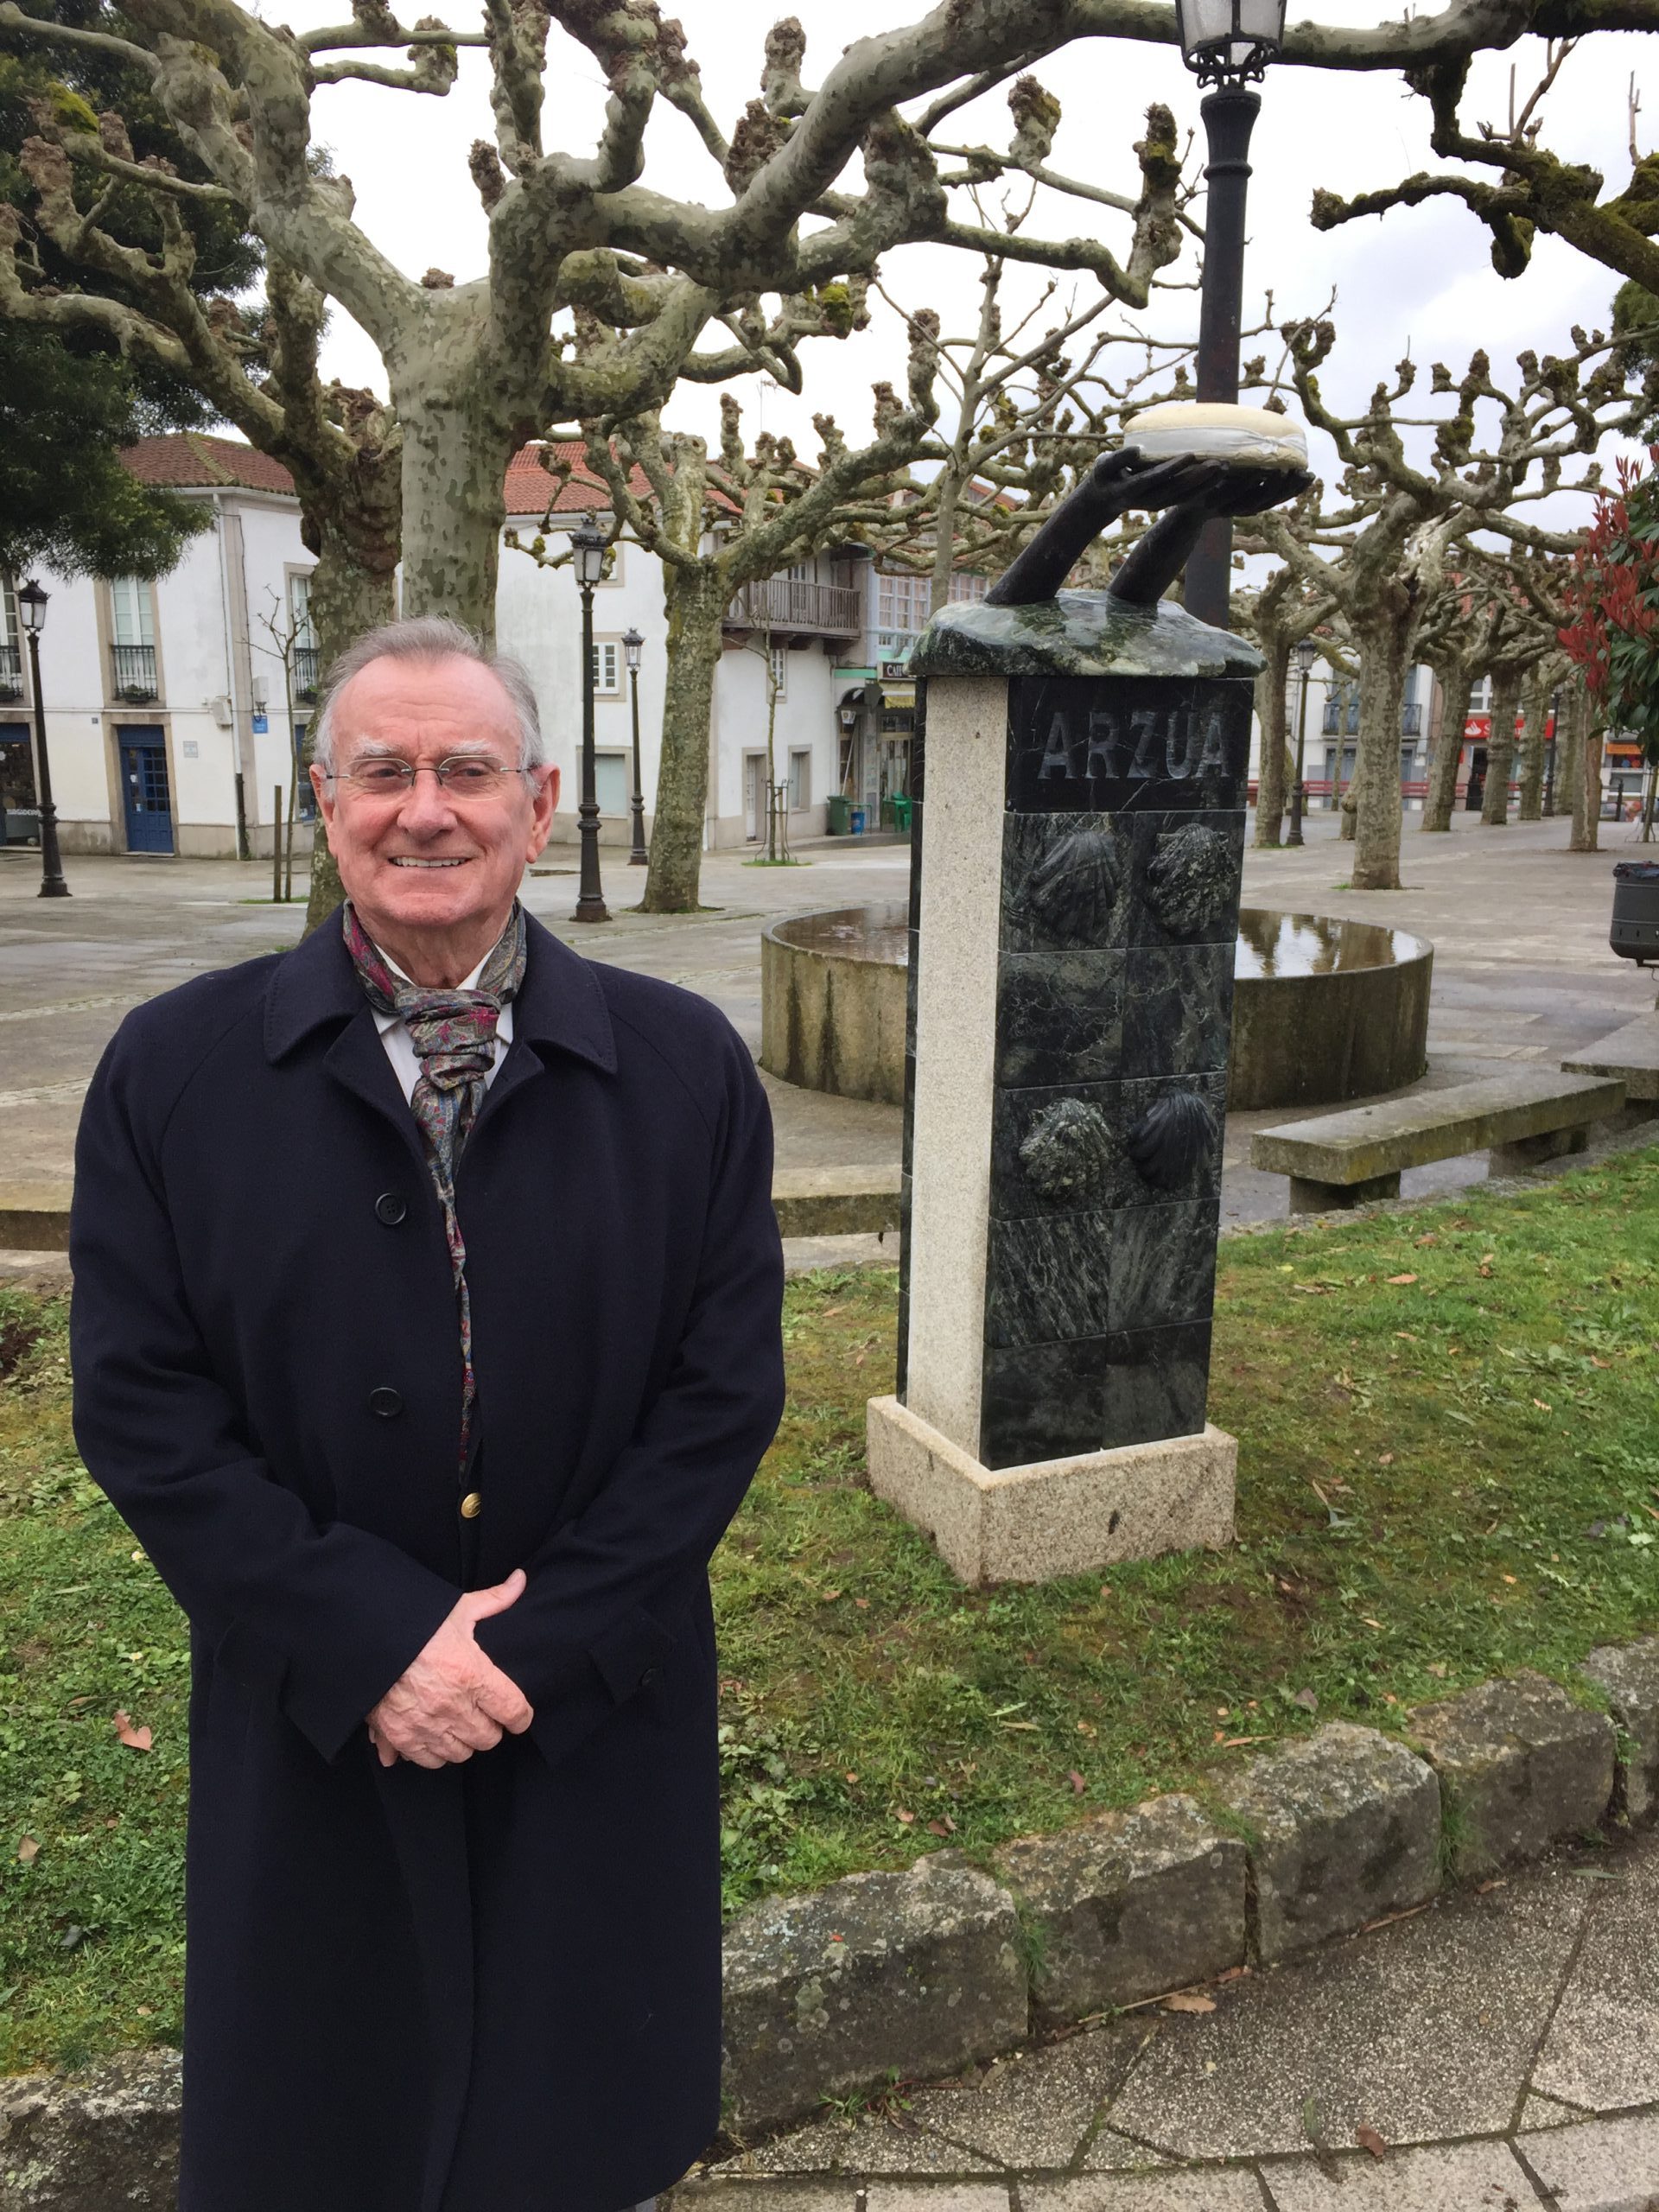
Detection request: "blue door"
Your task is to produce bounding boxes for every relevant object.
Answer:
[118,727,174,853]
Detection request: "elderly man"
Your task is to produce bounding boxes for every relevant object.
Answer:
[69,616,785,2212]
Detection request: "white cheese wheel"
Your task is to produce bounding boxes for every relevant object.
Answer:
[1123,402,1307,470]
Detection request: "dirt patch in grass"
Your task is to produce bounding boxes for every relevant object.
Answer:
[3,1150,1657,2070]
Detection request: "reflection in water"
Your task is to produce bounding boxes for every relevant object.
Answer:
[1235,908,1427,981]
[774,904,1428,981]
[774,902,910,964]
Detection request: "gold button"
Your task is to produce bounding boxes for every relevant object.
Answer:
[459,1491,482,1520]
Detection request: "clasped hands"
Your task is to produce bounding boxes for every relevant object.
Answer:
[366,1568,535,1770]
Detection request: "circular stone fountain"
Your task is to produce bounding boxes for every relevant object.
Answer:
[762,904,1433,1112]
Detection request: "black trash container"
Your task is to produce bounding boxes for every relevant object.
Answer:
[1611,860,1659,964]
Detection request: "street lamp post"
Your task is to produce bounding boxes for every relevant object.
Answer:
[622,626,649,866]
[1288,634,1317,846]
[16,580,69,899]
[570,520,609,924]
[1174,0,1289,631]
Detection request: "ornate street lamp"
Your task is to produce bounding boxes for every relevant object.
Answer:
[16,580,69,899]
[622,626,649,866]
[1174,0,1290,629]
[569,520,609,923]
[1288,633,1317,846]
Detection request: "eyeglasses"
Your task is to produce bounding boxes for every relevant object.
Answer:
[326,756,528,798]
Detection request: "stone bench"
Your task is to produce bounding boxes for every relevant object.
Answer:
[1561,1013,1659,1104]
[1250,1070,1626,1215]
[0,1169,905,1255]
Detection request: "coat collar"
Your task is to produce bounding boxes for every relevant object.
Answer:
[264,904,618,1075]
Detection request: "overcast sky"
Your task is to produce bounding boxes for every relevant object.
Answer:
[270,0,1643,519]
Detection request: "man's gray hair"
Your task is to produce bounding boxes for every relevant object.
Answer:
[310,615,545,772]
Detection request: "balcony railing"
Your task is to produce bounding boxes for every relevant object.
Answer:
[1321,698,1426,738]
[294,645,320,700]
[0,642,21,701]
[111,643,158,700]
[724,577,861,636]
[1401,702,1423,737]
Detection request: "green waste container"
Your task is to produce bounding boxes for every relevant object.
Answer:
[891,794,913,836]
[825,794,851,836]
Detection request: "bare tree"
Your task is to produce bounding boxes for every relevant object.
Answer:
[1310,42,1659,301]
[1245,320,1645,888]
[512,319,940,912]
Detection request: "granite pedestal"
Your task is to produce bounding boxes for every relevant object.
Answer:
[868,594,1256,1583]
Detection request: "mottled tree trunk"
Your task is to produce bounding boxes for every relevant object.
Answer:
[1570,689,1602,854]
[301,516,400,933]
[642,564,728,913]
[1516,670,1550,822]
[1480,666,1523,826]
[1421,658,1473,832]
[1351,618,1410,889]
[1253,644,1290,849]
[394,342,516,639]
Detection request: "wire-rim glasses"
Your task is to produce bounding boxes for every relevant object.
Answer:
[325,755,531,800]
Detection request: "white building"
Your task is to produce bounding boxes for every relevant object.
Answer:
[2,434,872,861]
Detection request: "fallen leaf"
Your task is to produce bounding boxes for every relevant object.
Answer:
[1386,1273,1418,1286]
[1378,1452,1395,1465]
[1532,1399,1552,1412]
[853,1598,870,1610]
[1590,1355,1611,1369]
[1474,1877,1508,1895]
[895,1808,915,1825]
[1216,1707,1230,1719]
[1427,1662,1448,1678]
[844,1772,859,1783]
[1501,1573,1518,1586]
[1292,1687,1319,1712]
[1356,2123,1388,2158]
[1224,1734,1271,1747]
[112,1711,152,1751]
[926,1819,953,1836]
[1414,1233,1438,1247]
[16,1836,39,1865]
[821,1589,842,1603]
[1067,1770,1086,1795]
[1160,1991,1215,2014]
[1361,1617,1385,1630]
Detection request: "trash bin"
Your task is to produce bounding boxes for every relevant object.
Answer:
[825,794,851,836]
[891,794,913,836]
[1611,859,1659,964]
[849,806,866,836]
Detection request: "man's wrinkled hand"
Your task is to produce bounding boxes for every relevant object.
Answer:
[366,1568,534,1769]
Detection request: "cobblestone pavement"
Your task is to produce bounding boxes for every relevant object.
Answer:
[3,812,1656,1225]
[677,1828,1659,2212]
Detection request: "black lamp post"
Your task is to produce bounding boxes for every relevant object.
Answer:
[16,580,69,899]
[570,520,609,923]
[1287,633,1317,846]
[622,626,649,866]
[1174,0,1289,630]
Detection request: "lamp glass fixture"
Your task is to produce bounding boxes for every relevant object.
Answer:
[570,523,607,588]
[1174,0,1286,81]
[1292,638,1319,675]
[16,578,48,635]
[621,626,644,673]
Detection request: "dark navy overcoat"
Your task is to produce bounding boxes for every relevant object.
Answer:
[68,911,785,2212]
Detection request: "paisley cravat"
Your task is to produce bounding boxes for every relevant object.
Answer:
[343,899,526,1470]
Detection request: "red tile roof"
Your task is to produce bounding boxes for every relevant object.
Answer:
[503,441,649,517]
[121,432,297,493]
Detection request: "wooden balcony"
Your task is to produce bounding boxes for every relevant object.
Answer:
[723,577,862,638]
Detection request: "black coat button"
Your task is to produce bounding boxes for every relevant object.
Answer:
[375,1192,407,1225]
[639,1667,658,1688]
[368,1386,404,1419]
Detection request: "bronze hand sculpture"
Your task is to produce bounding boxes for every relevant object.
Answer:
[985,445,1313,613]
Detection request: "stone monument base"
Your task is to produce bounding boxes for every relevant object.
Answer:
[866,1395,1236,1586]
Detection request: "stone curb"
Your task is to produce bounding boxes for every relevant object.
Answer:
[7,1637,1657,2202]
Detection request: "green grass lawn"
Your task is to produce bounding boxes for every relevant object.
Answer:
[3,1149,1658,2072]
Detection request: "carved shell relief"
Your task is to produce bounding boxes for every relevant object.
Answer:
[1144,823,1234,938]
[1013,825,1121,946]
[1125,1090,1219,1191]
[1018,1098,1115,1204]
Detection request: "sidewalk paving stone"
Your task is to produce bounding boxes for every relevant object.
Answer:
[1103,1868,1587,2158]
[1532,1833,1659,2113]
[1022,2175,1269,2211]
[864,2183,1012,2212]
[899,2023,1150,2169]
[1521,2094,1592,2131]
[709,2115,1002,2178]
[1516,2113,1659,2209]
[1260,2139,1544,2210]
[1079,2131,1177,2174]
[677,2188,860,2212]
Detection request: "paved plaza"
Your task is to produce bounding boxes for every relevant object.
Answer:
[681,1827,1659,2211]
[3,810,1655,1224]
